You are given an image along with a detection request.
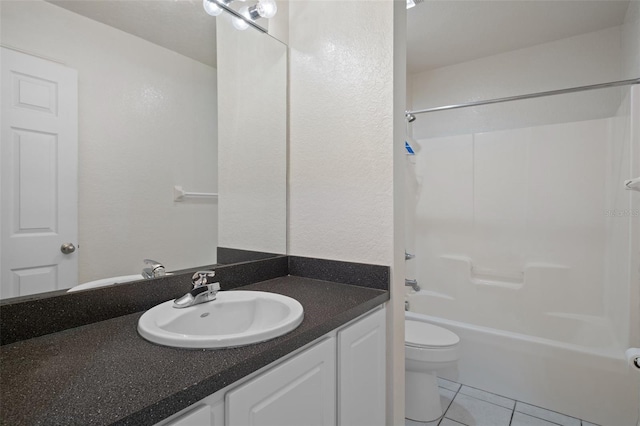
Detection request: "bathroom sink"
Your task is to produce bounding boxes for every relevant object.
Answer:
[137,290,304,349]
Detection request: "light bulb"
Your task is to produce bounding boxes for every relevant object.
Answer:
[406,0,416,9]
[203,0,223,16]
[256,0,277,18]
[232,6,250,30]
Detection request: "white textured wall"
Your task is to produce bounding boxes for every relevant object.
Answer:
[288,1,402,422]
[217,18,287,255]
[409,27,623,139]
[268,0,289,45]
[622,0,640,79]
[288,0,395,266]
[1,1,218,283]
[410,26,622,109]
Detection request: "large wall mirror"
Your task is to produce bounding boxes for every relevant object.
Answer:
[0,0,287,299]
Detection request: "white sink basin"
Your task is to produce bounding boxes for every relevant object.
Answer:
[137,290,304,349]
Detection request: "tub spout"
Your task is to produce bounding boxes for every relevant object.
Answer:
[142,259,165,279]
[405,279,420,292]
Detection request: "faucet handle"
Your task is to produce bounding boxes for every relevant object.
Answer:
[143,259,165,278]
[192,270,216,287]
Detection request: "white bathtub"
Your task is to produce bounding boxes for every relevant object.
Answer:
[67,274,144,292]
[405,306,639,425]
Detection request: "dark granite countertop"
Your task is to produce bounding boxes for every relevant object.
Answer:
[0,276,388,426]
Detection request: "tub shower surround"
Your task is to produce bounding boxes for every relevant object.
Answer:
[0,256,389,425]
[406,82,640,425]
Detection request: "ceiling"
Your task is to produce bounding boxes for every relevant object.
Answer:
[407,0,632,74]
[49,0,632,74]
[49,0,218,68]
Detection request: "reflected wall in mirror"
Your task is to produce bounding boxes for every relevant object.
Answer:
[0,0,287,299]
[217,16,287,257]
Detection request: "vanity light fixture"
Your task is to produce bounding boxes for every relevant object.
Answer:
[248,0,278,19]
[203,0,223,16]
[232,7,251,30]
[203,0,276,33]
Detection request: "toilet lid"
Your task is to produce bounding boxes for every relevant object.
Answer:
[405,320,460,348]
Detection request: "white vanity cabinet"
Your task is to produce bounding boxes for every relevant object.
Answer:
[159,402,223,426]
[226,337,336,425]
[159,306,385,426]
[337,308,386,426]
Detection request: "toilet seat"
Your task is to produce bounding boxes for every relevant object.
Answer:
[405,320,460,349]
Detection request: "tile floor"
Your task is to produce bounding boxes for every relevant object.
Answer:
[405,378,600,426]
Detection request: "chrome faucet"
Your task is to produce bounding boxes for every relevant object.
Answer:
[142,259,165,279]
[405,278,420,292]
[173,271,219,309]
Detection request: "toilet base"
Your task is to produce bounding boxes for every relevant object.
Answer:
[405,370,443,422]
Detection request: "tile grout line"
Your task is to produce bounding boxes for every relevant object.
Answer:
[446,381,576,426]
[512,399,572,426]
[437,380,585,426]
[508,403,516,426]
[440,383,463,425]
[459,382,576,422]
[461,383,516,401]
[515,400,582,424]
[456,388,516,411]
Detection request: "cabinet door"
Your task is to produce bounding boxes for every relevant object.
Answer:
[226,338,336,426]
[157,397,223,426]
[163,404,211,426]
[338,308,386,426]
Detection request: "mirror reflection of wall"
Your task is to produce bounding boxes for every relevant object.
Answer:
[0,0,287,299]
[217,16,287,256]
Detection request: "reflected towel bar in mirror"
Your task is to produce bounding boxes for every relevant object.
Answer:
[173,185,218,202]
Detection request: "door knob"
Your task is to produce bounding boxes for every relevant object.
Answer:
[60,243,76,254]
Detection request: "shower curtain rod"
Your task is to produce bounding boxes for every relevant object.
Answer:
[406,77,640,117]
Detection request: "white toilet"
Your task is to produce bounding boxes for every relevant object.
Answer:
[405,312,460,422]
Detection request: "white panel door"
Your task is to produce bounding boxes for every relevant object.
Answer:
[337,308,386,426]
[1,47,78,298]
[226,338,336,426]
